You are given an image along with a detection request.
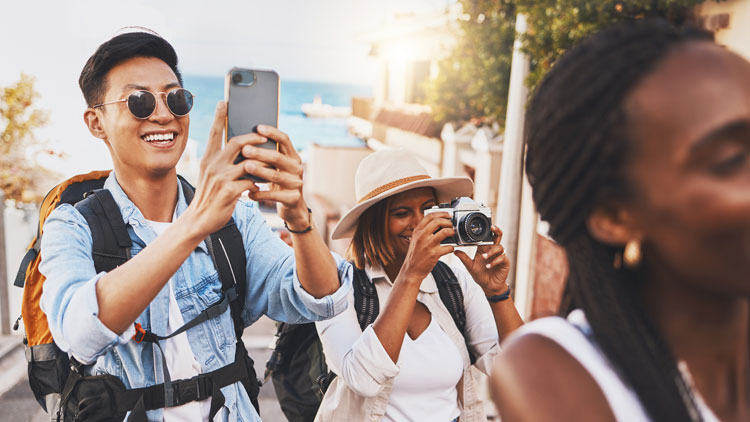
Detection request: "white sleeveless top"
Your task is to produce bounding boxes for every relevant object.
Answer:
[512,310,720,422]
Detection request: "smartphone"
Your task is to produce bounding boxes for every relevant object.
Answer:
[225,67,280,182]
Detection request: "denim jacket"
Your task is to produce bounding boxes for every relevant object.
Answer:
[39,173,352,421]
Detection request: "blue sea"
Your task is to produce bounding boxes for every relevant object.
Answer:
[182,75,370,156]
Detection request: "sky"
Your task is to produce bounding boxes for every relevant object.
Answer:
[1,0,452,176]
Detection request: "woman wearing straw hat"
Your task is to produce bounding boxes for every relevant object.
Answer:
[315,148,524,422]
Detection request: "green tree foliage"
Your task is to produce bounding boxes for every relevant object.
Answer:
[516,0,715,90]
[425,0,517,125]
[425,0,721,126]
[0,74,59,204]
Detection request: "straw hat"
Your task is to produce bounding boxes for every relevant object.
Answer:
[330,148,473,240]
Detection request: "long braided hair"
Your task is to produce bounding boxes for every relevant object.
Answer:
[525,19,713,421]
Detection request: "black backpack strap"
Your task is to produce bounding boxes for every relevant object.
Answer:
[14,238,38,287]
[351,262,475,363]
[177,176,259,415]
[203,224,260,414]
[208,223,247,334]
[432,261,466,334]
[177,175,194,203]
[352,266,379,330]
[431,261,476,364]
[74,189,132,273]
[177,176,248,336]
[205,221,260,414]
[108,353,252,415]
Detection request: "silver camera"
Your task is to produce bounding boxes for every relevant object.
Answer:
[424,197,493,246]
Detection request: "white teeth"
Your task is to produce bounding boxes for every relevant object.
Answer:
[142,133,175,142]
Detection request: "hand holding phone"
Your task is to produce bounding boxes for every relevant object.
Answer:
[225,67,280,182]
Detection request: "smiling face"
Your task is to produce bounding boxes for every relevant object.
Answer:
[386,187,438,260]
[85,56,189,180]
[623,42,750,294]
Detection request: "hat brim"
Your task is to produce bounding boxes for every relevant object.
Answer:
[330,176,474,240]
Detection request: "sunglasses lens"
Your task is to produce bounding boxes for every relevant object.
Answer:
[167,89,194,116]
[127,91,156,119]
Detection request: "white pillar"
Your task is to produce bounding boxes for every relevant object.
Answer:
[441,123,460,177]
[514,172,539,319]
[471,127,503,209]
[496,14,530,289]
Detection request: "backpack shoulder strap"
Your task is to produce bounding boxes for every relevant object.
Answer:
[14,172,110,288]
[431,261,467,335]
[127,177,258,417]
[351,261,471,339]
[208,223,247,335]
[432,260,477,364]
[74,189,132,273]
[352,266,379,331]
[177,176,247,336]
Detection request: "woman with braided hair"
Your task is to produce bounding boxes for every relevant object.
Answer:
[490,19,749,422]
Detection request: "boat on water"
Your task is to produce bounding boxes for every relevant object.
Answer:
[301,95,351,118]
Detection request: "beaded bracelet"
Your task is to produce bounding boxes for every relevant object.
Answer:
[486,286,512,303]
[284,207,313,234]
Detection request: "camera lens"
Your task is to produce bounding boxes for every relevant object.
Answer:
[232,72,243,84]
[459,212,490,242]
[469,218,486,236]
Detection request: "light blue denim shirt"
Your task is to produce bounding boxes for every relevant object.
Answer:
[39,173,352,421]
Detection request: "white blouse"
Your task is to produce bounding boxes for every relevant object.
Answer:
[315,262,499,422]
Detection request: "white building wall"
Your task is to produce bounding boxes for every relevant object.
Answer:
[698,0,750,59]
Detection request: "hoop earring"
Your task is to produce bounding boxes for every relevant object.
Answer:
[623,239,642,269]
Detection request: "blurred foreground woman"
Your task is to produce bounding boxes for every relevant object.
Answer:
[490,19,749,422]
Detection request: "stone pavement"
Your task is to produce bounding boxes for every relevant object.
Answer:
[0,316,286,422]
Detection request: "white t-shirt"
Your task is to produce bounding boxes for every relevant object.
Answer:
[384,317,463,422]
[146,219,211,422]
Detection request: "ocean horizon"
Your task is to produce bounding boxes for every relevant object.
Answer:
[183,75,371,156]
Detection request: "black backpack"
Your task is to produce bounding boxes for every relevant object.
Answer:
[265,261,473,422]
[14,172,260,422]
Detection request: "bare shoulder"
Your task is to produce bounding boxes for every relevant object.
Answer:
[489,332,616,422]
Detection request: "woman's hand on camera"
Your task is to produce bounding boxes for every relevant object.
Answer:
[454,226,510,295]
[238,125,309,230]
[185,101,261,237]
[399,212,455,284]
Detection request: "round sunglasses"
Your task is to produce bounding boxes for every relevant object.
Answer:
[93,88,194,119]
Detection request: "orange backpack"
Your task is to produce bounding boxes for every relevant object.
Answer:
[13,170,112,413]
[15,170,112,345]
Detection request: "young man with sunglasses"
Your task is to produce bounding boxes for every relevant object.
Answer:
[38,31,351,421]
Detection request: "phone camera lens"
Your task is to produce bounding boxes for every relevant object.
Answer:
[232,72,243,85]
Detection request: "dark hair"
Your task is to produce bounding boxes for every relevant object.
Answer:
[79,31,183,107]
[347,197,395,270]
[525,19,713,422]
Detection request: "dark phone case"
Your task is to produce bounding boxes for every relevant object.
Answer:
[225,68,280,182]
